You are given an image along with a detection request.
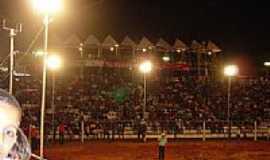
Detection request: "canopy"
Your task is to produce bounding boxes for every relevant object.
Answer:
[207,41,222,53]
[156,38,172,51]
[85,35,100,46]
[190,40,203,53]
[102,35,118,47]
[173,39,188,51]
[121,36,136,47]
[137,36,154,49]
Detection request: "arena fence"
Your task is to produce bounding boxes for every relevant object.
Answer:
[28,120,270,143]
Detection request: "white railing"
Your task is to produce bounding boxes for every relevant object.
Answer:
[28,120,270,143]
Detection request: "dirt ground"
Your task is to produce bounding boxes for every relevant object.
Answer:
[42,140,270,160]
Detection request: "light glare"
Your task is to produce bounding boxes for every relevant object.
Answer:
[162,56,170,62]
[139,61,152,74]
[264,62,270,67]
[142,48,147,52]
[47,55,62,70]
[110,47,114,52]
[224,65,239,77]
[32,0,62,14]
[35,50,45,57]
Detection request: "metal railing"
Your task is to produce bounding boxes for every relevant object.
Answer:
[27,120,270,143]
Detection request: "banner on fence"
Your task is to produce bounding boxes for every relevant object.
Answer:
[85,60,189,70]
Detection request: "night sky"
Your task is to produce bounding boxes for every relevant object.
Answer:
[0,0,269,68]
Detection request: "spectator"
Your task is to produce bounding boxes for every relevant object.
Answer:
[158,132,167,160]
[137,119,147,142]
[30,125,38,151]
[0,89,31,160]
[6,68,269,140]
[59,122,66,144]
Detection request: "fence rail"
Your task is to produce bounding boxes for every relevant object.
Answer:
[28,120,270,143]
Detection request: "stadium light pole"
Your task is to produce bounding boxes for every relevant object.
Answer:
[79,43,84,79]
[139,60,152,119]
[115,44,119,56]
[47,54,62,140]
[224,65,239,139]
[264,62,270,66]
[32,0,62,159]
[2,20,22,95]
[264,62,270,76]
[162,55,170,62]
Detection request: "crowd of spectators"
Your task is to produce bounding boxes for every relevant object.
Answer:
[3,68,270,137]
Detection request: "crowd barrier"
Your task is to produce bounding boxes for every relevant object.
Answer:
[28,120,270,142]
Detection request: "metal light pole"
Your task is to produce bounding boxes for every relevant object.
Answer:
[79,43,84,79]
[51,72,56,140]
[40,14,49,159]
[143,73,147,119]
[115,44,119,57]
[227,76,232,139]
[32,0,62,159]
[8,29,15,95]
[2,20,22,94]
[139,60,152,119]
[224,65,238,139]
[264,62,270,76]
[47,54,62,141]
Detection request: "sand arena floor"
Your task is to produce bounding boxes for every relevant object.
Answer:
[41,140,270,160]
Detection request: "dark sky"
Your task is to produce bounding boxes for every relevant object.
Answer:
[0,0,269,66]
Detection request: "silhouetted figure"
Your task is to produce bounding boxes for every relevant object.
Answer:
[158,132,167,160]
[59,122,66,144]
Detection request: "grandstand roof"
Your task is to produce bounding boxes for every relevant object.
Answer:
[59,34,221,53]
[173,39,188,51]
[137,37,154,49]
[207,41,222,53]
[190,40,203,53]
[85,35,101,46]
[102,35,118,47]
[156,38,172,51]
[121,36,136,47]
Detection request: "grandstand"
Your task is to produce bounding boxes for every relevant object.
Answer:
[0,35,267,142]
[18,72,270,141]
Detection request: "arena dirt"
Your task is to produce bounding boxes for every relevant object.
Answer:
[42,141,270,160]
